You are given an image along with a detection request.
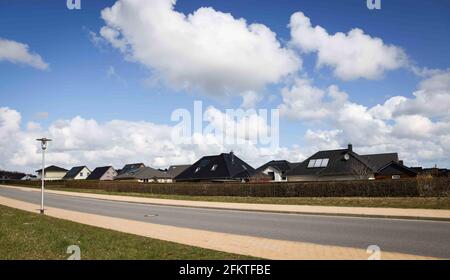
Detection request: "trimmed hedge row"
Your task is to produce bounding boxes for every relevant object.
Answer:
[3,177,449,197]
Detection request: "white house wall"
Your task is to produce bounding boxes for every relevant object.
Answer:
[73,167,91,180]
[262,167,286,182]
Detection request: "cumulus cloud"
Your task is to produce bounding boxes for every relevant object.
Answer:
[0,38,49,70]
[394,70,450,118]
[289,12,408,80]
[279,78,348,121]
[0,106,304,173]
[98,0,300,95]
[278,70,450,167]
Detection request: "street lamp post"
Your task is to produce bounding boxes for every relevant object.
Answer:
[36,138,52,214]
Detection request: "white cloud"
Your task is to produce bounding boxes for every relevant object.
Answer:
[279,78,348,121]
[289,12,407,80]
[240,91,261,108]
[394,70,450,118]
[98,0,300,95]
[278,71,450,167]
[0,106,304,173]
[0,38,49,70]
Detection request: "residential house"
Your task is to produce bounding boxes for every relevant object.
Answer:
[411,167,449,178]
[286,144,416,181]
[165,165,191,182]
[35,165,68,180]
[21,174,37,180]
[114,166,172,183]
[86,166,117,180]
[256,160,297,182]
[0,170,26,181]
[63,166,91,180]
[375,161,417,179]
[174,152,255,182]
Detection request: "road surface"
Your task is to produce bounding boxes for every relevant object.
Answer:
[0,186,449,258]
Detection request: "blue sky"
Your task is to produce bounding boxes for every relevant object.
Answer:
[0,0,449,172]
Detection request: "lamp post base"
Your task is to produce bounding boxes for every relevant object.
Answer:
[40,209,45,214]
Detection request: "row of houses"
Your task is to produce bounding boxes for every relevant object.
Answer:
[24,144,448,183]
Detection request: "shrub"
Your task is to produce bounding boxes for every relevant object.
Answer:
[3,177,449,197]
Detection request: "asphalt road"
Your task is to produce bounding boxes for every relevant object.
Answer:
[1,186,450,258]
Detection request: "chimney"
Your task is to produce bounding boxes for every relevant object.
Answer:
[347,144,353,152]
[399,160,404,166]
[230,150,234,164]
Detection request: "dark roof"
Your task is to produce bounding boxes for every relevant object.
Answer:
[376,161,417,177]
[0,170,26,180]
[166,165,191,178]
[361,153,398,171]
[117,163,145,175]
[86,166,115,180]
[63,166,89,179]
[115,166,171,180]
[35,165,68,173]
[256,160,293,173]
[174,152,255,182]
[286,146,399,177]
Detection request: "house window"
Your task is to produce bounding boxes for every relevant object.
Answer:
[392,175,401,180]
[80,172,83,177]
[308,158,330,168]
[211,164,218,171]
[314,159,323,167]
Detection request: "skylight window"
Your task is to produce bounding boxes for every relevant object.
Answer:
[211,164,218,171]
[314,159,322,167]
[195,167,201,173]
[308,158,330,168]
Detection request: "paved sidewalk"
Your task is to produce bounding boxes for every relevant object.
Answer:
[0,195,436,260]
[2,184,450,221]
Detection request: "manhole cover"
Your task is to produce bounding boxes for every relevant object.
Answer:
[144,214,158,218]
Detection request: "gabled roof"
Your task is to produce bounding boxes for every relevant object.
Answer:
[174,152,255,181]
[117,163,145,175]
[63,166,89,179]
[361,153,399,171]
[376,161,418,176]
[35,165,68,173]
[115,166,171,180]
[166,165,191,178]
[256,160,293,173]
[0,170,26,180]
[86,166,115,180]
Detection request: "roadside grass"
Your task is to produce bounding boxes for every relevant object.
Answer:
[10,184,450,209]
[0,204,255,260]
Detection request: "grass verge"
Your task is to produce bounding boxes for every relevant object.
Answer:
[0,204,255,260]
[8,184,450,209]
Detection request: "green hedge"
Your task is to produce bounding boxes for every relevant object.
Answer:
[2,177,449,197]
[3,177,450,197]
